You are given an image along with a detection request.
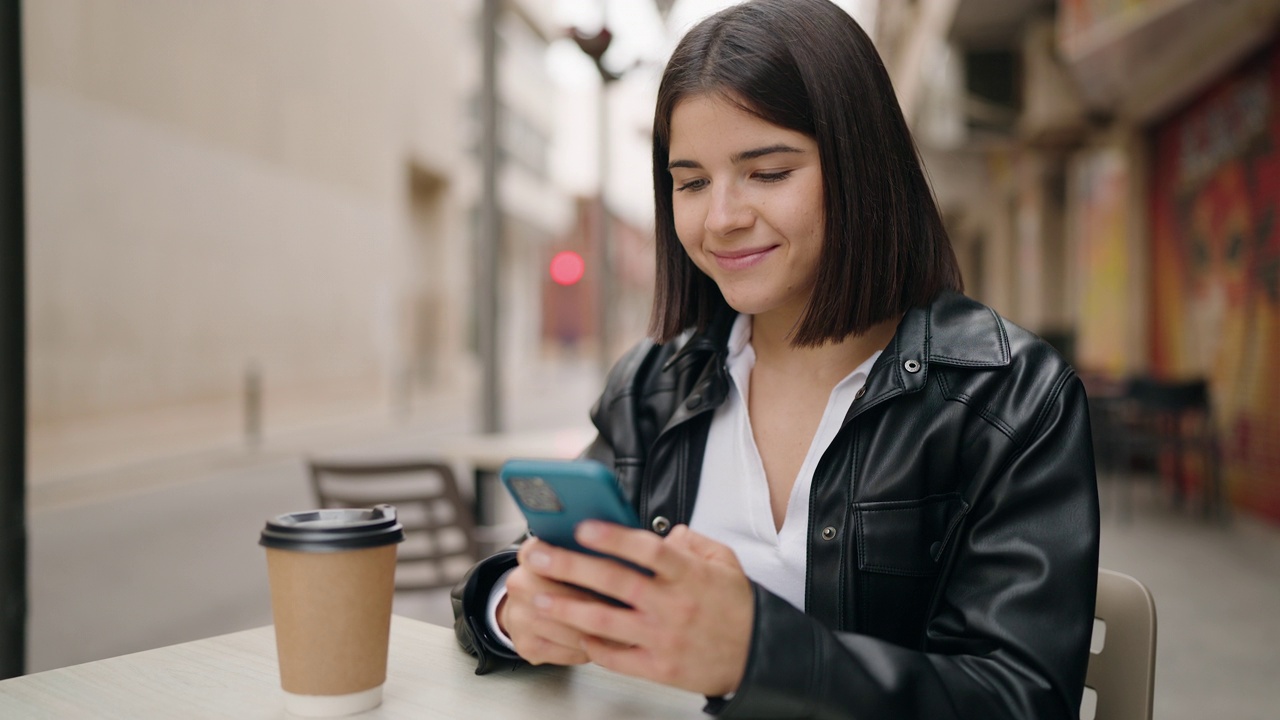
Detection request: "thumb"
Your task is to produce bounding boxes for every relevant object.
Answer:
[666,525,741,567]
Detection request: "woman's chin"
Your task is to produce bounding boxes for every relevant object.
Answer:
[719,294,765,316]
[718,288,795,319]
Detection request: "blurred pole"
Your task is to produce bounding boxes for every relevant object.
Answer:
[570,24,618,375]
[596,83,613,374]
[477,0,502,433]
[0,0,25,679]
[244,361,262,447]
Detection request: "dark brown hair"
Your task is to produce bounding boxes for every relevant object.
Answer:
[649,0,962,345]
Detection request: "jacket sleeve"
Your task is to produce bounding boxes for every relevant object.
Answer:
[712,371,1100,719]
[450,547,523,674]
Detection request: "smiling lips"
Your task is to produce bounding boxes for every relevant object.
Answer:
[711,245,779,271]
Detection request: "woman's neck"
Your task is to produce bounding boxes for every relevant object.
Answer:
[749,309,900,385]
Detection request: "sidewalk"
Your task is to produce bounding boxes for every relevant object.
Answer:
[26,355,605,512]
[1097,479,1280,720]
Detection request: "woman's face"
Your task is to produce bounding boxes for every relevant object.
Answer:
[667,93,825,325]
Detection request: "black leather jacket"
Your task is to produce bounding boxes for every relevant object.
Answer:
[452,291,1100,719]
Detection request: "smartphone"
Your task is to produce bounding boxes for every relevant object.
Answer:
[501,459,651,606]
[499,458,643,559]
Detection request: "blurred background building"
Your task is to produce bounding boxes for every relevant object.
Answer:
[24,0,584,480]
[880,0,1280,523]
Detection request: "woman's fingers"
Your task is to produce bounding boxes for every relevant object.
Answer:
[573,521,692,581]
[504,599,593,661]
[515,633,590,666]
[664,524,742,567]
[502,564,595,666]
[508,524,754,692]
[533,591,653,648]
[519,536,660,610]
[516,536,552,568]
[561,524,754,697]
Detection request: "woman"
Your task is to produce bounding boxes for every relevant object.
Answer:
[453,1,1100,718]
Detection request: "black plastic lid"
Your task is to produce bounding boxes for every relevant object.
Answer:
[259,505,405,552]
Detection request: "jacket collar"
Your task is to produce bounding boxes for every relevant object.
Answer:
[853,290,1011,418]
[661,303,738,374]
[662,291,1009,419]
[893,289,1010,370]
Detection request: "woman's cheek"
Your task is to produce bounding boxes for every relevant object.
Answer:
[673,225,704,265]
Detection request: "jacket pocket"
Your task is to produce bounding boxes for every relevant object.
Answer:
[853,493,969,576]
[849,493,970,644]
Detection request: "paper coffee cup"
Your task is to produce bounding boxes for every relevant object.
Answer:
[260,505,404,717]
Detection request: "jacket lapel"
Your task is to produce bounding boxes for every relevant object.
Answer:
[657,307,736,437]
[844,291,1011,425]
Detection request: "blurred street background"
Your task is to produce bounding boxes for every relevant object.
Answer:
[4,1,1280,719]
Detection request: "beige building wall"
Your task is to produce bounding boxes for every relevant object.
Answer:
[23,1,498,448]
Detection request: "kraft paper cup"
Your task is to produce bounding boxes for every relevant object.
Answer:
[260,505,404,717]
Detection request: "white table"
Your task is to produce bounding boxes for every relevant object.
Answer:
[0,616,707,719]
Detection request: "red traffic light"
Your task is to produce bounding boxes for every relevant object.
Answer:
[550,251,586,286]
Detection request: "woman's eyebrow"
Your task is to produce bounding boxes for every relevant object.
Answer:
[732,144,804,163]
[667,144,805,171]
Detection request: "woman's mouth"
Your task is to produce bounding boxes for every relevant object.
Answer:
[711,245,778,271]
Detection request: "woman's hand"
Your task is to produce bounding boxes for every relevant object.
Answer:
[521,521,754,697]
[498,537,601,666]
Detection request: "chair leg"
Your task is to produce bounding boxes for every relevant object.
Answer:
[1120,467,1133,523]
[1169,428,1187,509]
[1205,438,1229,524]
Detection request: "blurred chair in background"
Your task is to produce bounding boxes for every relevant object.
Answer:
[308,459,478,591]
[1086,375,1225,522]
[1123,377,1225,521]
[1084,372,1141,516]
[1081,569,1157,720]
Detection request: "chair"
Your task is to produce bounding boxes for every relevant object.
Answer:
[1081,569,1157,720]
[1125,377,1225,520]
[1091,376,1226,522]
[1082,373,1130,478]
[308,458,478,591]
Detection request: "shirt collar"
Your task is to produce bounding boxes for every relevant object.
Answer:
[842,347,882,388]
[726,312,753,362]
[724,314,756,400]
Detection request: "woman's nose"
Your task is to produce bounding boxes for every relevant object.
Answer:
[704,184,753,237]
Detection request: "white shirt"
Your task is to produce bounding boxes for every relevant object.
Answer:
[486,314,880,643]
[688,313,879,611]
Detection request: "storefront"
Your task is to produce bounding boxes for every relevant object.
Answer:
[1148,42,1280,520]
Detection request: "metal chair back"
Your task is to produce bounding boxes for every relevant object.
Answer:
[307,459,478,591]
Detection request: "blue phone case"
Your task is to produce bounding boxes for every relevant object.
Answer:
[499,458,641,557]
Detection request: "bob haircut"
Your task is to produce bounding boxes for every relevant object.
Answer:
[649,0,962,346]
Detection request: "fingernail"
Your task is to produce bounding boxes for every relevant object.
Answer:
[530,551,550,568]
[533,594,552,609]
[577,521,602,541]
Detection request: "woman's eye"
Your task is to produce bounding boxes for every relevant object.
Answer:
[754,170,793,183]
[675,178,708,192]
